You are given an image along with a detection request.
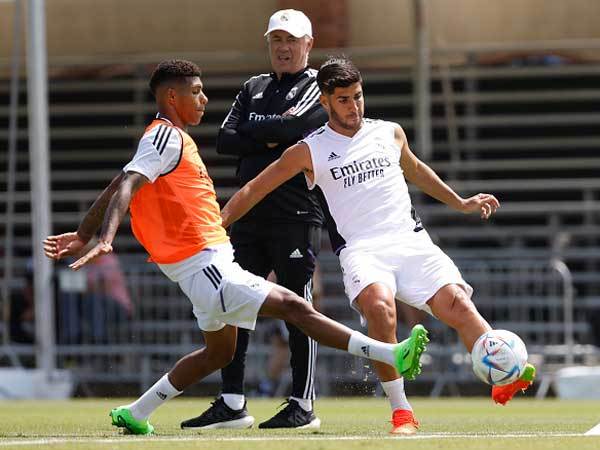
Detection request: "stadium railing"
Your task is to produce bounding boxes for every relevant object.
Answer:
[0,256,572,389]
[7,254,581,396]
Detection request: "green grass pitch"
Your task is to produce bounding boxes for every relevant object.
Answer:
[0,397,599,449]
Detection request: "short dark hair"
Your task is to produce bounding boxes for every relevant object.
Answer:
[149,59,202,96]
[316,56,362,95]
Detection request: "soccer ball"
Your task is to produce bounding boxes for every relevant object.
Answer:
[471,330,528,386]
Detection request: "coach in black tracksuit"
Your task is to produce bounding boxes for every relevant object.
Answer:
[180,9,327,430]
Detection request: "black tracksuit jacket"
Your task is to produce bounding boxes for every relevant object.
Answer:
[216,67,327,226]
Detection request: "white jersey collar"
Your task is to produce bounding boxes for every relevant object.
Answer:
[155,113,174,126]
[325,120,365,140]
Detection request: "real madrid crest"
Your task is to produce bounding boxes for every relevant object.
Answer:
[286,87,298,100]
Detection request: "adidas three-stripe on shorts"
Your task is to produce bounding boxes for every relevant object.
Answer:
[174,243,275,332]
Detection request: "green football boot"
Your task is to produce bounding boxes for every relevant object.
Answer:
[393,324,429,380]
[110,406,155,435]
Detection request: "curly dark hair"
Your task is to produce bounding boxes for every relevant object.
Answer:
[149,59,202,96]
[316,56,362,95]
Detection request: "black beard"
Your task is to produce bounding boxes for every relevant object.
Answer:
[330,108,362,131]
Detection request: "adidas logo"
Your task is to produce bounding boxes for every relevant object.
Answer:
[289,249,303,259]
[252,92,264,99]
[328,152,341,161]
[156,391,167,400]
[361,345,370,357]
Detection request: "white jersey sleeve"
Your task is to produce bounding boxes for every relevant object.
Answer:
[123,124,183,182]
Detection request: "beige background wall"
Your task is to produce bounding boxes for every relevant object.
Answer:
[348,0,600,47]
[2,0,600,61]
[430,0,600,46]
[0,0,279,60]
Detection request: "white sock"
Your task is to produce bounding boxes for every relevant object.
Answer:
[381,378,412,411]
[127,374,182,420]
[290,396,312,412]
[222,393,245,411]
[347,331,397,367]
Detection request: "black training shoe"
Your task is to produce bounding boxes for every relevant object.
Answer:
[258,399,321,429]
[180,397,255,429]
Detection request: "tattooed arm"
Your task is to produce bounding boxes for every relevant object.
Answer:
[69,172,148,270]
[44,172,126,260]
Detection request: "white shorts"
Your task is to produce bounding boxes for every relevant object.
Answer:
[339,230,473,326]
[171,244,275,332]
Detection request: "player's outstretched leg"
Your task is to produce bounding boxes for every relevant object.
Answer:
[259,286,429,380]
[428,285,535,404]
[427,284,491,353]
[492,363,536,405]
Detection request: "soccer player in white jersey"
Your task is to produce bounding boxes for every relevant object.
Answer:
[220,56,536,434]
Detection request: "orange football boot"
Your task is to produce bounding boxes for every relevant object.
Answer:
[492,363,536,405]
[390,409,419,435]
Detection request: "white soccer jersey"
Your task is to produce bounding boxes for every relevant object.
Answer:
[304,119,420,249]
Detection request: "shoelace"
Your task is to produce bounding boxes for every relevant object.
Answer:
[201,398,229,417]
[275,400,291,412]
[391,410,419,428]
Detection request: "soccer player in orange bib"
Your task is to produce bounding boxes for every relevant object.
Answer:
[43,59,429,435]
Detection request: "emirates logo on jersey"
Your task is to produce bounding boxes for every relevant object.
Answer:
[329,156,392,188]
[249,112,281,121]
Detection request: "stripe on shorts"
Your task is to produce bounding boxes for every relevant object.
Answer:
[302,278,317,400]
[202,266,220,290]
